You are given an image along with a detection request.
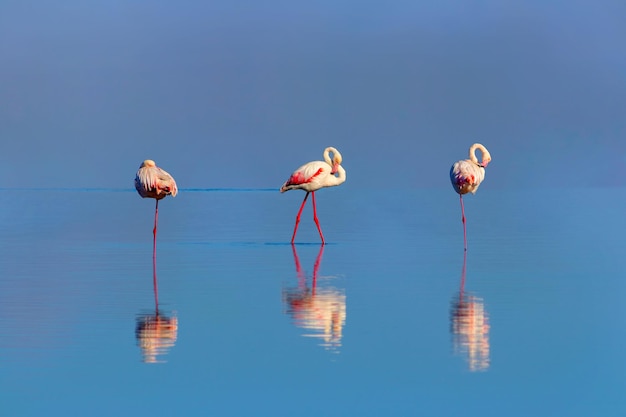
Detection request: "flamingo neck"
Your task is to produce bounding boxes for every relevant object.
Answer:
[324,147,341,164]
[469,143,489,167]
[323,148,333,166]
[331,164,346,186]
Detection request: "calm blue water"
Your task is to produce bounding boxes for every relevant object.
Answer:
[1,187,625,416]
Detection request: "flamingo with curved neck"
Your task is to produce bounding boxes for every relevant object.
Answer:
[450,143,491,250]
[280,147,346,244]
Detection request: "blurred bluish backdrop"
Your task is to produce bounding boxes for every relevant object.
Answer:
[1,1,624,189]
[2,3,626,416]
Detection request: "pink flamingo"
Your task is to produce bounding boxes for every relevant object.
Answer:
[135,160,178,265]
[450,143,491,250]
[280,147,346,244]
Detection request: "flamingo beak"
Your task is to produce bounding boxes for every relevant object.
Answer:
[330,163,339,175]
[481,160,490,168]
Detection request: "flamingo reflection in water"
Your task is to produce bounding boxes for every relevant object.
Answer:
[282,245,346,353]
[450,251,490,371]
[135,256,178,364]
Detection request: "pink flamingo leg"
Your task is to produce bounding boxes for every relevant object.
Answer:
[153,199,159,259]
[153,199,160,310]
[460,194,467,251]
[153,252,159,312]
[291,192,310,244]
[311,191,326,245]
[459,249,467,300]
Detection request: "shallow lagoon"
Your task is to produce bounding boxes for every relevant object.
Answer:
[1,186,624,416]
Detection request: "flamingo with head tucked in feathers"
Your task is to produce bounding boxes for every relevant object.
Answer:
[450,143,491,250]
[280,147,346,245]
[135,160,178,260]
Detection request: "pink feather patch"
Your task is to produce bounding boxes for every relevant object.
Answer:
[286,168,324,186]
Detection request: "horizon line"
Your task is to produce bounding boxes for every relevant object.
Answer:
[0,187,279,192]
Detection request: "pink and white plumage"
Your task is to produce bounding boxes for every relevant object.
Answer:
[280,147,346,244]
[135,160,178,200]
[135,159,178,261]
[450,143,491,250]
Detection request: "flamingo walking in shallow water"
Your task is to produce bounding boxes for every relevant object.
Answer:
[450,143,491,250]
[280,147,346,244]
[135,160,178,261]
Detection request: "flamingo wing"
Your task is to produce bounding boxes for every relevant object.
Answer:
[136,167,178,198]
[450,160,484,195]
[280,161,329,192]
[156,168,178,196]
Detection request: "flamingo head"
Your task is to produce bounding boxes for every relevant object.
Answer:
[330,152,343,175]
[140,159,157,168]
[479,151,491,168]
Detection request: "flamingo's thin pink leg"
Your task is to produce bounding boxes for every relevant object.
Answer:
[291,192,310,244]
[153,199,159,259]
[311,191,325,245]
[460,195,467,251]
[153,250,159,311]
[459,249,467,300]
[152,199,160,310]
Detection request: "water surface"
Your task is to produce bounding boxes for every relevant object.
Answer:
[1,187,624,416]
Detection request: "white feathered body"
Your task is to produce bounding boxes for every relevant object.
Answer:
[280,160,345,193]
[135,160,178,200]
[450,160,485,195]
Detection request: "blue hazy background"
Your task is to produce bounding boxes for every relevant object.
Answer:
[1,0,625,189]
[2,3,626,416]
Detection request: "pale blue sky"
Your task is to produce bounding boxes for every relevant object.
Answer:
[1,1,624,189]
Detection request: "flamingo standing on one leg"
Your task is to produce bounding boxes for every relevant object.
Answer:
[280,147,346,245]
[135,160,178,267]
[450,143,491,251]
